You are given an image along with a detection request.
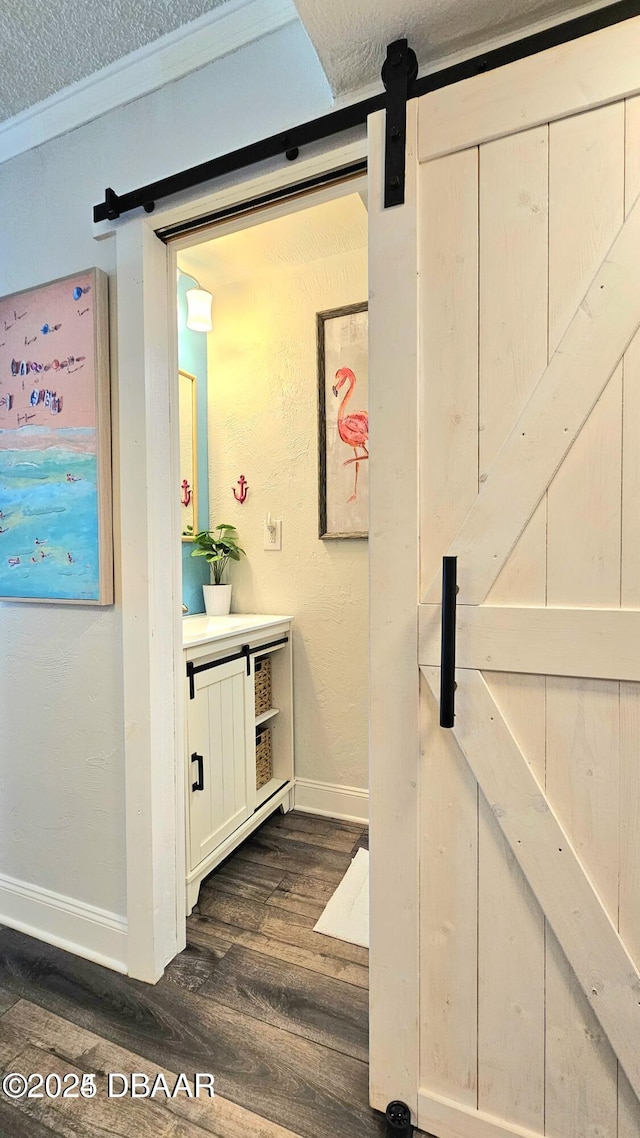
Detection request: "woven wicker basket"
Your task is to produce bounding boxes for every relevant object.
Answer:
[254,656,272,716]
[256,728,272,790]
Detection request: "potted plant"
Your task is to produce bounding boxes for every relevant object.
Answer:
[183,523,245,616]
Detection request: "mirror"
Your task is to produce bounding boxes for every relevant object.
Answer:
[179,369,198,540]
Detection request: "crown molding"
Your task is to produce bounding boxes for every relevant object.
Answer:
[0,0,298,166]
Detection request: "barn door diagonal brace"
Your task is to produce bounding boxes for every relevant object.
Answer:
[381,39,418,209]
[420,664,640,1098]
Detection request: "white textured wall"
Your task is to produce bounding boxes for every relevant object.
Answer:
[207,245,369,789]
[0,22,332,922]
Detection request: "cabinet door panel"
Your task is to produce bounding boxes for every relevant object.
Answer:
[188,656,253,871]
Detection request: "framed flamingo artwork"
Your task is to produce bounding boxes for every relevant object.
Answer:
[0,268,113,604]
[317,301,368,539]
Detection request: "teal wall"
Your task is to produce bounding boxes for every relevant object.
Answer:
[178,273,210,614]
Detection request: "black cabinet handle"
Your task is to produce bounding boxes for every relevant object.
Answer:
[191,752,204,792]
[439,556,457,728]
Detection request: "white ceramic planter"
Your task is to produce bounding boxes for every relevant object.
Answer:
[203,584,232,616]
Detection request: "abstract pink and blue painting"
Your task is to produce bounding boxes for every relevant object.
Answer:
[0,269,112,604]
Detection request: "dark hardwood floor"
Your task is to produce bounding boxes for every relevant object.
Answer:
[0,810,391,1138]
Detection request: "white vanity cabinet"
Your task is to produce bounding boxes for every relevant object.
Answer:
[183,614,294,911]
[188,654,255,871]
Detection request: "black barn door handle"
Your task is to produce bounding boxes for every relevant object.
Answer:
[439,556,457,728]
[191,752,204,792]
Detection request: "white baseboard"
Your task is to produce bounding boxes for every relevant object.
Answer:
[0,872,127,974]
[418,1089,544,1138]
[293,778,368,825]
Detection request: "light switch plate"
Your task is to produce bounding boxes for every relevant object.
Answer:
[263,519,282,550]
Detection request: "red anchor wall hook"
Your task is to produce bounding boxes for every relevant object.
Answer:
[181,479,192,507]
[233,475,249,504]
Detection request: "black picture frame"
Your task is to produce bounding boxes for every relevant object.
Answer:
[317,301,368,540]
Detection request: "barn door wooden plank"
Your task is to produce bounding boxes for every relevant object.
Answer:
[419,146,479,599]
[418,144,480,1107]
[423,191,640,606]
[545,102,624,1138]
[622,96,640,611]
[620,683,640,1137]
[368,103,420,1119]
[617,94,640,1138]
[418,1087,550,1138]
[421,664,640,1101]
[476,126,547,1134]
[418,16,640,161]
[418,604,640,682]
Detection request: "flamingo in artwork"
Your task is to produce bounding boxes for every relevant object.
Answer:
[332,366,369,502]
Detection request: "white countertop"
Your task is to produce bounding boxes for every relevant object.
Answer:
[182,613,293,650]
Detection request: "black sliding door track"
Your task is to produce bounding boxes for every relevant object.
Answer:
[93,0,640,225]
[186,635,289,699]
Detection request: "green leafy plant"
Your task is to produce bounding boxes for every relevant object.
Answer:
[183,524,245,585]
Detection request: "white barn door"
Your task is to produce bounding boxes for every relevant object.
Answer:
[369,17,640,1138]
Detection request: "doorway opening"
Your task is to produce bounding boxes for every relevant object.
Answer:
[163,174,375,1134]
[173,176,369,901]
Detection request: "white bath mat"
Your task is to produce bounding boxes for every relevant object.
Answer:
[313,847,369,949]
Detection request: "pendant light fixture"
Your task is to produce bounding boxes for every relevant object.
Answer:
[178,270,213,332]
[185,280,213,332]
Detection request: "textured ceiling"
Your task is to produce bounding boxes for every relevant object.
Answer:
[0,0,229,119]
[178,193,367,290]
[0,0,625,124]
[292,0,621,93]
